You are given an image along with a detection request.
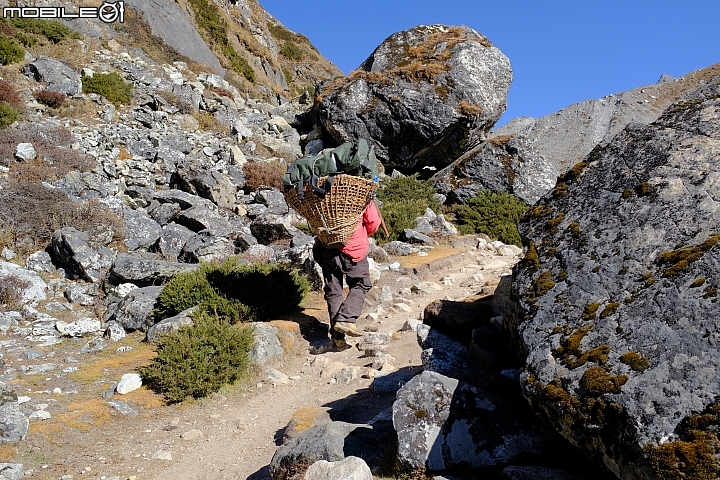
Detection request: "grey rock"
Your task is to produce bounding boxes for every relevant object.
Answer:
[0,384,28,444]
[269,421,362,480]
[422,296,494,341]
[22,56,81,95]
[0,248,15,261]
[146,307,196,343]
[250,323,284,365]
[0,463,23,480]
[106,286,162,332]
[431,215,457,236]
[116,373,142,394]
[393,371,549,472]
[0,261,47,306]
[0,312,21,334]
[152,189,217,210]
[179,232,234,264]
[372,370,417,394]
[174,206,233,235]
[23,350,43,360]
[152,223,194,261]
[64,284,97,306]
[56,318,102,337]
[255,189,289,215]
[14,143,36,161]
[105,321,126,341]
[304,139,324,156]
[250,213,299,245]
[317,25,512,172]
[147,201,182,226]
[304,456,372,480]
[51,227,115,282]
[382,241,419,256]
[437,64,720,205]
[417,326,468,376]
[109,253,198,286]
[506,75,720,478]
[492,275,513,316]
[175,161,238,210]
[107,400,138,416]
[124,0,224,75]
[401,229,437,245]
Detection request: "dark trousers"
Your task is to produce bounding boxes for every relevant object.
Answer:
[312,241,372,340]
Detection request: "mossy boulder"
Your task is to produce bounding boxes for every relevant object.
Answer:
[506,74,720,479]
[316,25,511,173]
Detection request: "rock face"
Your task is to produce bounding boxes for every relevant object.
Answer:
[393,370,548,471]
[316,25,512,172]
[124,0,225,75]
[435,62,720,205]
[22,56,81,95]
[506,75,720,479]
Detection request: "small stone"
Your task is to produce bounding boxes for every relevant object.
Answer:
[402,319,423,332]
[394,303,412,312]
[116,373,142,394]
[336,366,361,384]
[15,143,37,161]
[108,400,138,416]
[29,410,52,420]
[151,450,172,461]
[181,429,203,441]
[266,368,289,385]
[320,361,345,379]
[17,396,30,404]
[1,247,16,260]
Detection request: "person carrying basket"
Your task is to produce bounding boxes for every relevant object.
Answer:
[312,200,382,351]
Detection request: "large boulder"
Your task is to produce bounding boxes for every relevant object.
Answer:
[0,261,47,306]
[435,62,720,205]
[109,253,198,286]
[393,370,549,473]
[506,75,720,479]
[0,384,28,444]
[51,227,115,282]
[106,286,162,332]
[316,25,511,172]
[22,56,81,95]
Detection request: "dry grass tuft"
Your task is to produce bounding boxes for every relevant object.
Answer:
[67,339,156,385]
[242,160,286,191]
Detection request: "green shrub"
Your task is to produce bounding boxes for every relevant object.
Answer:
[186,0,255,83]
[139,311,254,403]
[450,190,528,246]
[82,73,133,106]
[156,260,310,322]
[376,176,441,243]
[0,102,19,129]
[0,35,24,65]
[7,18,79,43]
[279,43,303,61]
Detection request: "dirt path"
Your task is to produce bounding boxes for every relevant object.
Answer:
[9,245,518,480]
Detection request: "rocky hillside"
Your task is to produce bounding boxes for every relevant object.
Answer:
[435,62,720,204]
[507,74,720,479]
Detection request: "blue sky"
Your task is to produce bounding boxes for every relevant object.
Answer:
[258,0,719,126]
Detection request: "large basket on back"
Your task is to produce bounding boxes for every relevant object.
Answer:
[284,174,377,248]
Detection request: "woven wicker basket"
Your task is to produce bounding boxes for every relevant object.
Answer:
[284,174,377,248]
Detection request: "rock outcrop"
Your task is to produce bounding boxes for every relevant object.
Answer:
[316,25,512,172]
[507,75,720,478]
[435,62,720,205]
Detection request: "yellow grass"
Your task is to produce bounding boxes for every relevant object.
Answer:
[395,246,462,269]
[67,337,156,385]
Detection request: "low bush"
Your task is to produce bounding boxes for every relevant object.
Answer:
[139,311,254,403]
[0,35,24,65]
[156,260,310,322]
[376,176,441,243]
[279,43,303,61]
[0,274,30,310]
[82,72,133,106]
[191,112,231,134]
[242,160,285,191]
[34,89,66,108]
[6,18,79,43]
[0,102,19,129]
[450,190,528,246]
[0,80,22,109]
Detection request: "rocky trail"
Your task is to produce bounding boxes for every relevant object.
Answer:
[5,242,519,480]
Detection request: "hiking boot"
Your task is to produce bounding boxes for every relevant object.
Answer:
[333,338,351,351]
[334,321,362,337]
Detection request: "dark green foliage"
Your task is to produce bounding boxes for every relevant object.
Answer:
[82,73,133,106]
[0,35,24,65]
[451,190,528,246]
[6,18,79,43]
[0,102,19,129]
[139,311,253,403]
[186,0,255,83]
[279,42,303,61]
[156,260,310,322]
[267,23,310,45]
[375,176,440,244]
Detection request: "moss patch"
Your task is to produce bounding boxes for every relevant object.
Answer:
[580,366,628,396]
[600,302,620,318]
[691,278,707,288]
[531,271,555,298]
[555,323,610,369]
[656,234,720,277]
[619,352,650,372]
[582,303,600,321]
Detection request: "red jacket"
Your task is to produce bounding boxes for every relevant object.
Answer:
[341,201,382,262]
